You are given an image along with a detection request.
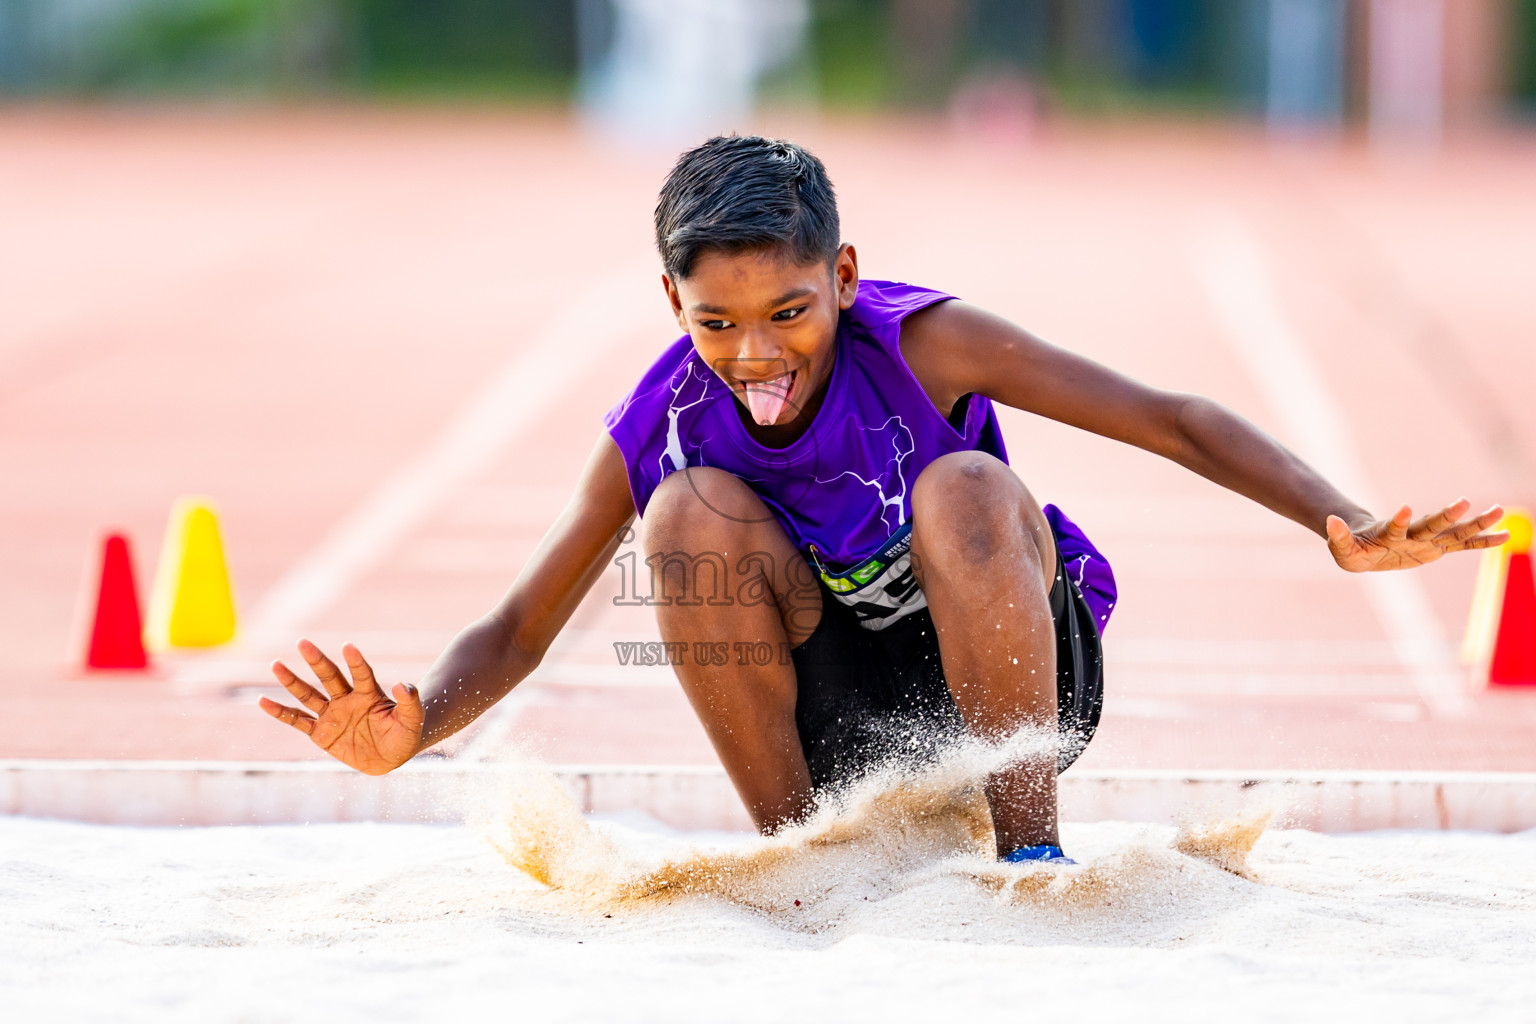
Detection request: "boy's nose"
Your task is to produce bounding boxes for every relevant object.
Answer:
[735,327,785,365]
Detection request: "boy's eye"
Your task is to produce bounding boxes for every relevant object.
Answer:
[772,306,808,322]
[701,319,734,331]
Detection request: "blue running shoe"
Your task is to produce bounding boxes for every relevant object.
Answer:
[1001,844,1077,865]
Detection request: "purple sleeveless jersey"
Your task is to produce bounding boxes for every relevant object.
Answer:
[603,279,1116,633]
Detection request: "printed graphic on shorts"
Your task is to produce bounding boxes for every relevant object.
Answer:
[834,550,927,629]
[813,522,926,630]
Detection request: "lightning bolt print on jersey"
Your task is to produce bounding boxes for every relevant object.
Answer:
[603,280,1117,631]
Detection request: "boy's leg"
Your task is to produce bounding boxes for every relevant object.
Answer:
[909,451,1062,855]
[644,467,823,833]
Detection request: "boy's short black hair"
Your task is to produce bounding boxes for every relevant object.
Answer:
[655,136,840,280]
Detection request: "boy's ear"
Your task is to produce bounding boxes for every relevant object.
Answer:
[662,273,687,330]
[834,244,859,310]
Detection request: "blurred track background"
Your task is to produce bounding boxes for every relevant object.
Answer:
[2,0,1534,771]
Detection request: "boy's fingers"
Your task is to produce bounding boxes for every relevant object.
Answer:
[1384,506,1412,542]
[271,660,328,715]
[1409,499,1469,540]
[259,696,317,736]
[298,638,352,699]
[342,643,380,695]
[1443,516,1502,544]
[1445,531,1510,553]
[1434,507,1505,544]
[1325,514,1354,554]
[1469,506,1506,532]
[391,682,425,733]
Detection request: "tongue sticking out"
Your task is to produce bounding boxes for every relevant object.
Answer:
[742,374,793,426]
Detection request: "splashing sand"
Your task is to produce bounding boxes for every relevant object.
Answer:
[1172,808,1273,879]
[478,734,1278,932]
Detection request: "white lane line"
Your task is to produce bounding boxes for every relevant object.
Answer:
[1191,214,1471,717]
[177,264,656,684]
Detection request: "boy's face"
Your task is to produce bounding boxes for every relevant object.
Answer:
[664,244,859,430]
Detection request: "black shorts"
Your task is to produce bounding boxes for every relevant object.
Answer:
[790,540,1105,793]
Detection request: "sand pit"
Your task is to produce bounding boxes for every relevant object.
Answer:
[3,754,1534,1022]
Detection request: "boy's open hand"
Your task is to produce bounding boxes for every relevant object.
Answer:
[259,640,424,775]
[1326,499,1507,573]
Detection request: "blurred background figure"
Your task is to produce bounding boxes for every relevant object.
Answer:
[576,0,808,143]
[1369,0,1446,146]
[1264,0,1347,132]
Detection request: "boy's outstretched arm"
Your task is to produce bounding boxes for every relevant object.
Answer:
[901,301,1507,569]
[260,433,637,774]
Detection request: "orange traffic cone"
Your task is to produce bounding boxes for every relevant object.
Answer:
[1481,512,1535,687]
[86,532,149,670]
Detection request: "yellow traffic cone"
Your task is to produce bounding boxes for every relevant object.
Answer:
[145,497,238,649]
[1461,510,1527,666]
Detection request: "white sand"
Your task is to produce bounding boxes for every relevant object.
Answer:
[3,758,1534,1023]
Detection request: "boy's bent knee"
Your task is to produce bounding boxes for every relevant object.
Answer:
[913,452,1017,511]
[911,452,1048,572]
[646,467,766,548]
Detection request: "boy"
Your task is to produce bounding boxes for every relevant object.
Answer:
[261,136,1505,864]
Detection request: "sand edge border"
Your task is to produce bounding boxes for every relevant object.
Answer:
[3,760,1535,833]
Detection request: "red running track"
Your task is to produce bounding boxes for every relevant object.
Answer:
[2,107,1534,771]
